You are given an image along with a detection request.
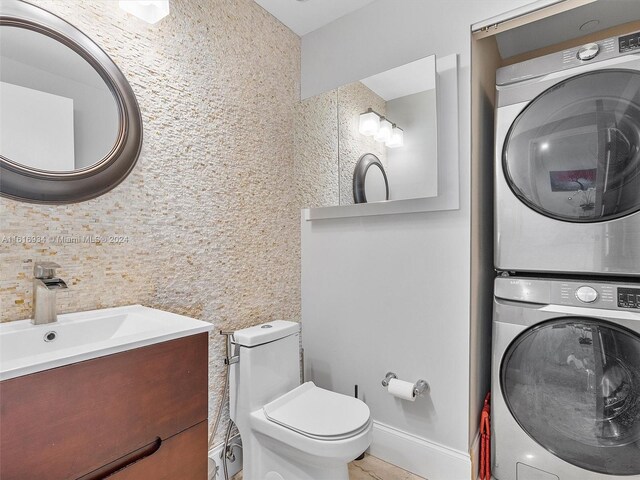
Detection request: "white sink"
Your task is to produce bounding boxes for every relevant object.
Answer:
[0,305,213,381]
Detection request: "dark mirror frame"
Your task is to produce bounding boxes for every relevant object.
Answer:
[0,0,142,204]
[353,153,389,204]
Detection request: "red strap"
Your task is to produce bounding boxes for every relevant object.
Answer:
[479,393,491,480]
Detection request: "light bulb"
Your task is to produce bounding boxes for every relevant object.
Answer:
[386,126,404,148]
[374,118,392,143]
[119,0,170,24]
[359,110,380,136]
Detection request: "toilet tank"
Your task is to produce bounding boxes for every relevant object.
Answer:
[229,321,301,417]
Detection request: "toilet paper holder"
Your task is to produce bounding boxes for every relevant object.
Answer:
[381,371,429,397]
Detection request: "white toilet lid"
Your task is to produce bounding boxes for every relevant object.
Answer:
[263,382,370,440]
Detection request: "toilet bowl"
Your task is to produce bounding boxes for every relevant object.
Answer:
[229,321,373,480]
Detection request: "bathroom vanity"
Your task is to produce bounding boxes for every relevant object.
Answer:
[0,306,212,480]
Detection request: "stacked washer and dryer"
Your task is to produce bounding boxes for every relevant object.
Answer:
[492,32,640,480]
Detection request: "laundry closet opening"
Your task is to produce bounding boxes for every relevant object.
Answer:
[470,0,640,475]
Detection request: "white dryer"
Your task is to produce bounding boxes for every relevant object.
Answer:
[495,32,640,276]
[492,275,640,479]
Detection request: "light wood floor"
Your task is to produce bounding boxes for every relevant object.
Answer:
[230,454,425,479]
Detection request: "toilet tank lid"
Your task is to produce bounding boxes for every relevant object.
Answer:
[233,320,299,347]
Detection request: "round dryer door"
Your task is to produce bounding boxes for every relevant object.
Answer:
[501,318,640,475]
[503,69,640,222]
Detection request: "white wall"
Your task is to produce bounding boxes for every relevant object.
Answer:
[300,0,535,477]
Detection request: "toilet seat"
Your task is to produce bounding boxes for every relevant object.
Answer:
[263,382,371,441]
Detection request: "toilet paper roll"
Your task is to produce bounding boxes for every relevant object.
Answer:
[387,378,415,401]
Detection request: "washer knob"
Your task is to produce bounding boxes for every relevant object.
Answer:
[576,286,598,303]
[577,43,600,61]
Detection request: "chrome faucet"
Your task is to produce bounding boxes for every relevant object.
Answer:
[32,261,68,325]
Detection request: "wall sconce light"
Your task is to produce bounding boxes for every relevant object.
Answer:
[386,125,404,148]
[119,0,170,24]
[374,117,393,143]
[359,108,381,136]
[359,108,404,148]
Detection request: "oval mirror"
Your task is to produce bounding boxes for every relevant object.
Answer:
[353,153,389,203]
[0,0,142,203]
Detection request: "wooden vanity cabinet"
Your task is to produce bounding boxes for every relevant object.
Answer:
[0,333,209,480]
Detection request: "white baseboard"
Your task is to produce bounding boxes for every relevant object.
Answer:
[469,431,480,480]
[209,437,242,480]
[368,421,472,480]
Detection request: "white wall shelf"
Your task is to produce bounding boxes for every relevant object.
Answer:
[304,195,459,221]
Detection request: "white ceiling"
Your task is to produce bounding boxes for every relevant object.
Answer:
[254,0,377,36]
[360,55,436,101]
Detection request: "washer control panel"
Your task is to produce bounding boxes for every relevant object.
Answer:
[618,287,640,309]
[495,276,640,312]
[619,31,640,52]
[562,37,616,66]
[556,282,616,308]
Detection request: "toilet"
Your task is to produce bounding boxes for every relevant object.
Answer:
[229,320,372,480]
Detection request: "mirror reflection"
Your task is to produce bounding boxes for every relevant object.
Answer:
[0,26,120,172]
[295,54,438,207]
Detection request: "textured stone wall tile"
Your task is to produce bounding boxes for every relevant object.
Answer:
[0,0,300,444]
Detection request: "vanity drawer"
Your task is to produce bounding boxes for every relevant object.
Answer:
[85,421,208,480]
[0,333,209,480]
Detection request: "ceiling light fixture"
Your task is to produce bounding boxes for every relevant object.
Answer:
[119,0,170,24]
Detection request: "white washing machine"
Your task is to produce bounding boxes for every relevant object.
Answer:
[495,32,640,276]
[492,275,640,480]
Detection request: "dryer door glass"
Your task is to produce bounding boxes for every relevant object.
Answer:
[503,69,640,222]
[501,318,640,475]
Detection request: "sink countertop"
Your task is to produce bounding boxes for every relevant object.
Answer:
[0,305,214,381]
